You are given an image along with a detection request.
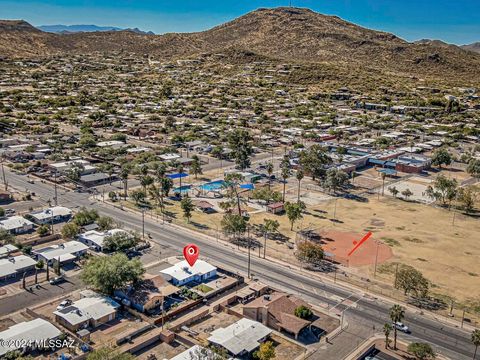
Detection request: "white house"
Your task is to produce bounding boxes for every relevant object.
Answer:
[78,228,128,252]
[0,255,37,280]
[160,260,217,286]
[0,216,34,234]
[208,318,272,357]
[27,206,73,225]
[0,318,62,356]
[0,244,18,258]
[32,241,88,265]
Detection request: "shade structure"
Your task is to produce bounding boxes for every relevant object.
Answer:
[167,173,188,180]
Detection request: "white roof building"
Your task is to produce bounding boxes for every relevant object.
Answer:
[53,293,120,329]
[208,318,272,356]
[33,241,88,264]
[169,345,220,360]
[0,255,37,279]
[78,228,128,251]
[0,216,34,234]
[0,244,18,258]
[160,260,217,286]
[159,153,180,161]
[0,318,62,356]
[28,206,72,224]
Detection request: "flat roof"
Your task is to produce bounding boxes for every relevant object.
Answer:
[160,260,216,282]
[0,216,34,231]
[53,294,119,326]
[29,206,72,221]
[33,241,88,261]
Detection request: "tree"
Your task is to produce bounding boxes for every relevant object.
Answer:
[0,207,4,217]
[294,305,313,319]
[181,196,195,223]
[425,175,457,206]
[296,169,304,203]
[81,253,145,294]
[407,342,436,360]
[130,189,146,206]
[457,186,477,214]
[383,323,393,349]
[431,148,452,169]
[190,155,203,179]
[266,162,274,190]
[472,329,480,360]
[160,176,174,199]
[119,166,130,200]
[296,241,324,266]
[97,216,115,231]
[467,158,480,179]
[280,155,291,202]
[228,129,253,170]
[73,207,99,226]
[395,265,429,297]
[299,144,332,181]
[221,214,247,239]
[86,347,135,360]
[103,232,138,252]
[401,188,413,201]
[324,168,349,193]
[389,304,405,350]
[139,175,154,196]
[253,341,275,360]
[37,224,50,237]
[0,229,14,244]
[261,219,279,258]
[285,201,304,230]
[388,186,399,198]
[61,223,80,239]
[222,173,245,215]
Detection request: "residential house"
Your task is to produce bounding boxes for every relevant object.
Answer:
[32,241,88,265]
[160,260,217,286]
[53,292,120,332]
[0,216,34,234]
[208,318,272,357]
[0,255,37,281]
[0,318,62,356]
[27,206,72,225]
[0,244,19,258]
[78,228,129,252]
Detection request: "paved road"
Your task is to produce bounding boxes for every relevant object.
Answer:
[2,167,476,359]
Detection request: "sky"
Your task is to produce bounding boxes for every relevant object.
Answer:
[1,0,479,45]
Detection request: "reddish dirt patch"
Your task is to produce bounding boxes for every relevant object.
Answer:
[319,230,392,267]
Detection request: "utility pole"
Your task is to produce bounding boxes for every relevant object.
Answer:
[247,227,251,279]
[1,161,7,191]
[54,171,58,206]
[373,241,380,277]
[142,208,145,240]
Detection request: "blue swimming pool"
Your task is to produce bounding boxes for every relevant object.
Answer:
[200,180,226,191]
[174,185,192,194]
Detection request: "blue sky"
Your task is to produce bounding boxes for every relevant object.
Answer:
[1,0,479,44]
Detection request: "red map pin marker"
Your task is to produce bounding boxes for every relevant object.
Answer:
[183,244,199,267]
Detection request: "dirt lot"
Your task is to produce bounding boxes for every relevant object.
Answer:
[134,339,187,360]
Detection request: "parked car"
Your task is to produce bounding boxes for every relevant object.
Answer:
[394,322,410,333]
[50,276,65,285]
[56,299,72,310]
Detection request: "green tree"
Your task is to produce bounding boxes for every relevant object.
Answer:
[81,253,145,294]
[425,175,457,206]
[119,165,131,200]
[401,188,413,200]
[383,323,393,349]
[407,342,436,360]
[296,169,304,203]
[395,265,429,297]
[139,175,154,196]
[280,155,291,202]
[261,219,280,258]
[299,144,332,181]
[324,168,349,193]
[228,129,253,170]
[266,162,274,190]
[73,207,99,226]
[0,229,14,244]
[97,216,115,231]
[181,196,195,223]
[221,214,247,239]
[253,341,275,360]
[457,186,477,214]
[285,201,304,230]
[467,158,480,179]
[160,176,174,199]
[37,224,50,237]
[388,186,399,198]
[130,189,146,206]
[472,329,480,360]
[103,232,138,252]
[61,223,80,239]
[190,155,203,179]
[431,148,452,169]
[296,241,324,266]
[0,207,4,217]
[294,305,313,319]
[389,305,405,350]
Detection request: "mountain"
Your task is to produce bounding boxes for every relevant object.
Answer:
[1,8,479,87]
[37,24,154,35]
[461,42,480,54]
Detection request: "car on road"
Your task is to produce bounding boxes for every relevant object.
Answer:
[56,299,72,310]
[49,276,65,285]
[394,321,410,333]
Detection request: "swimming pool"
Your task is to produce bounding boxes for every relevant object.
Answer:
[200,180,227,191]
[174,185,192,194]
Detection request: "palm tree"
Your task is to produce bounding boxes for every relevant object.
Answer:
[140,175,154,196]
[119,166,130,200]
[472,329,480,360]
[296,169,304,203]
[383,323,393,349]
[266,162,274,190]
[155,163,166,183]
[280,156,291,203]
[262,219,279,259]
[381,172,387,198]
[390,304,405,350]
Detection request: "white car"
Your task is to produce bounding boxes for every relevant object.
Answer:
[56,299,72,311]
[394,321,410,333]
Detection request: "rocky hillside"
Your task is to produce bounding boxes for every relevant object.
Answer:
[461,42,480,54]
[1,8,479,85]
